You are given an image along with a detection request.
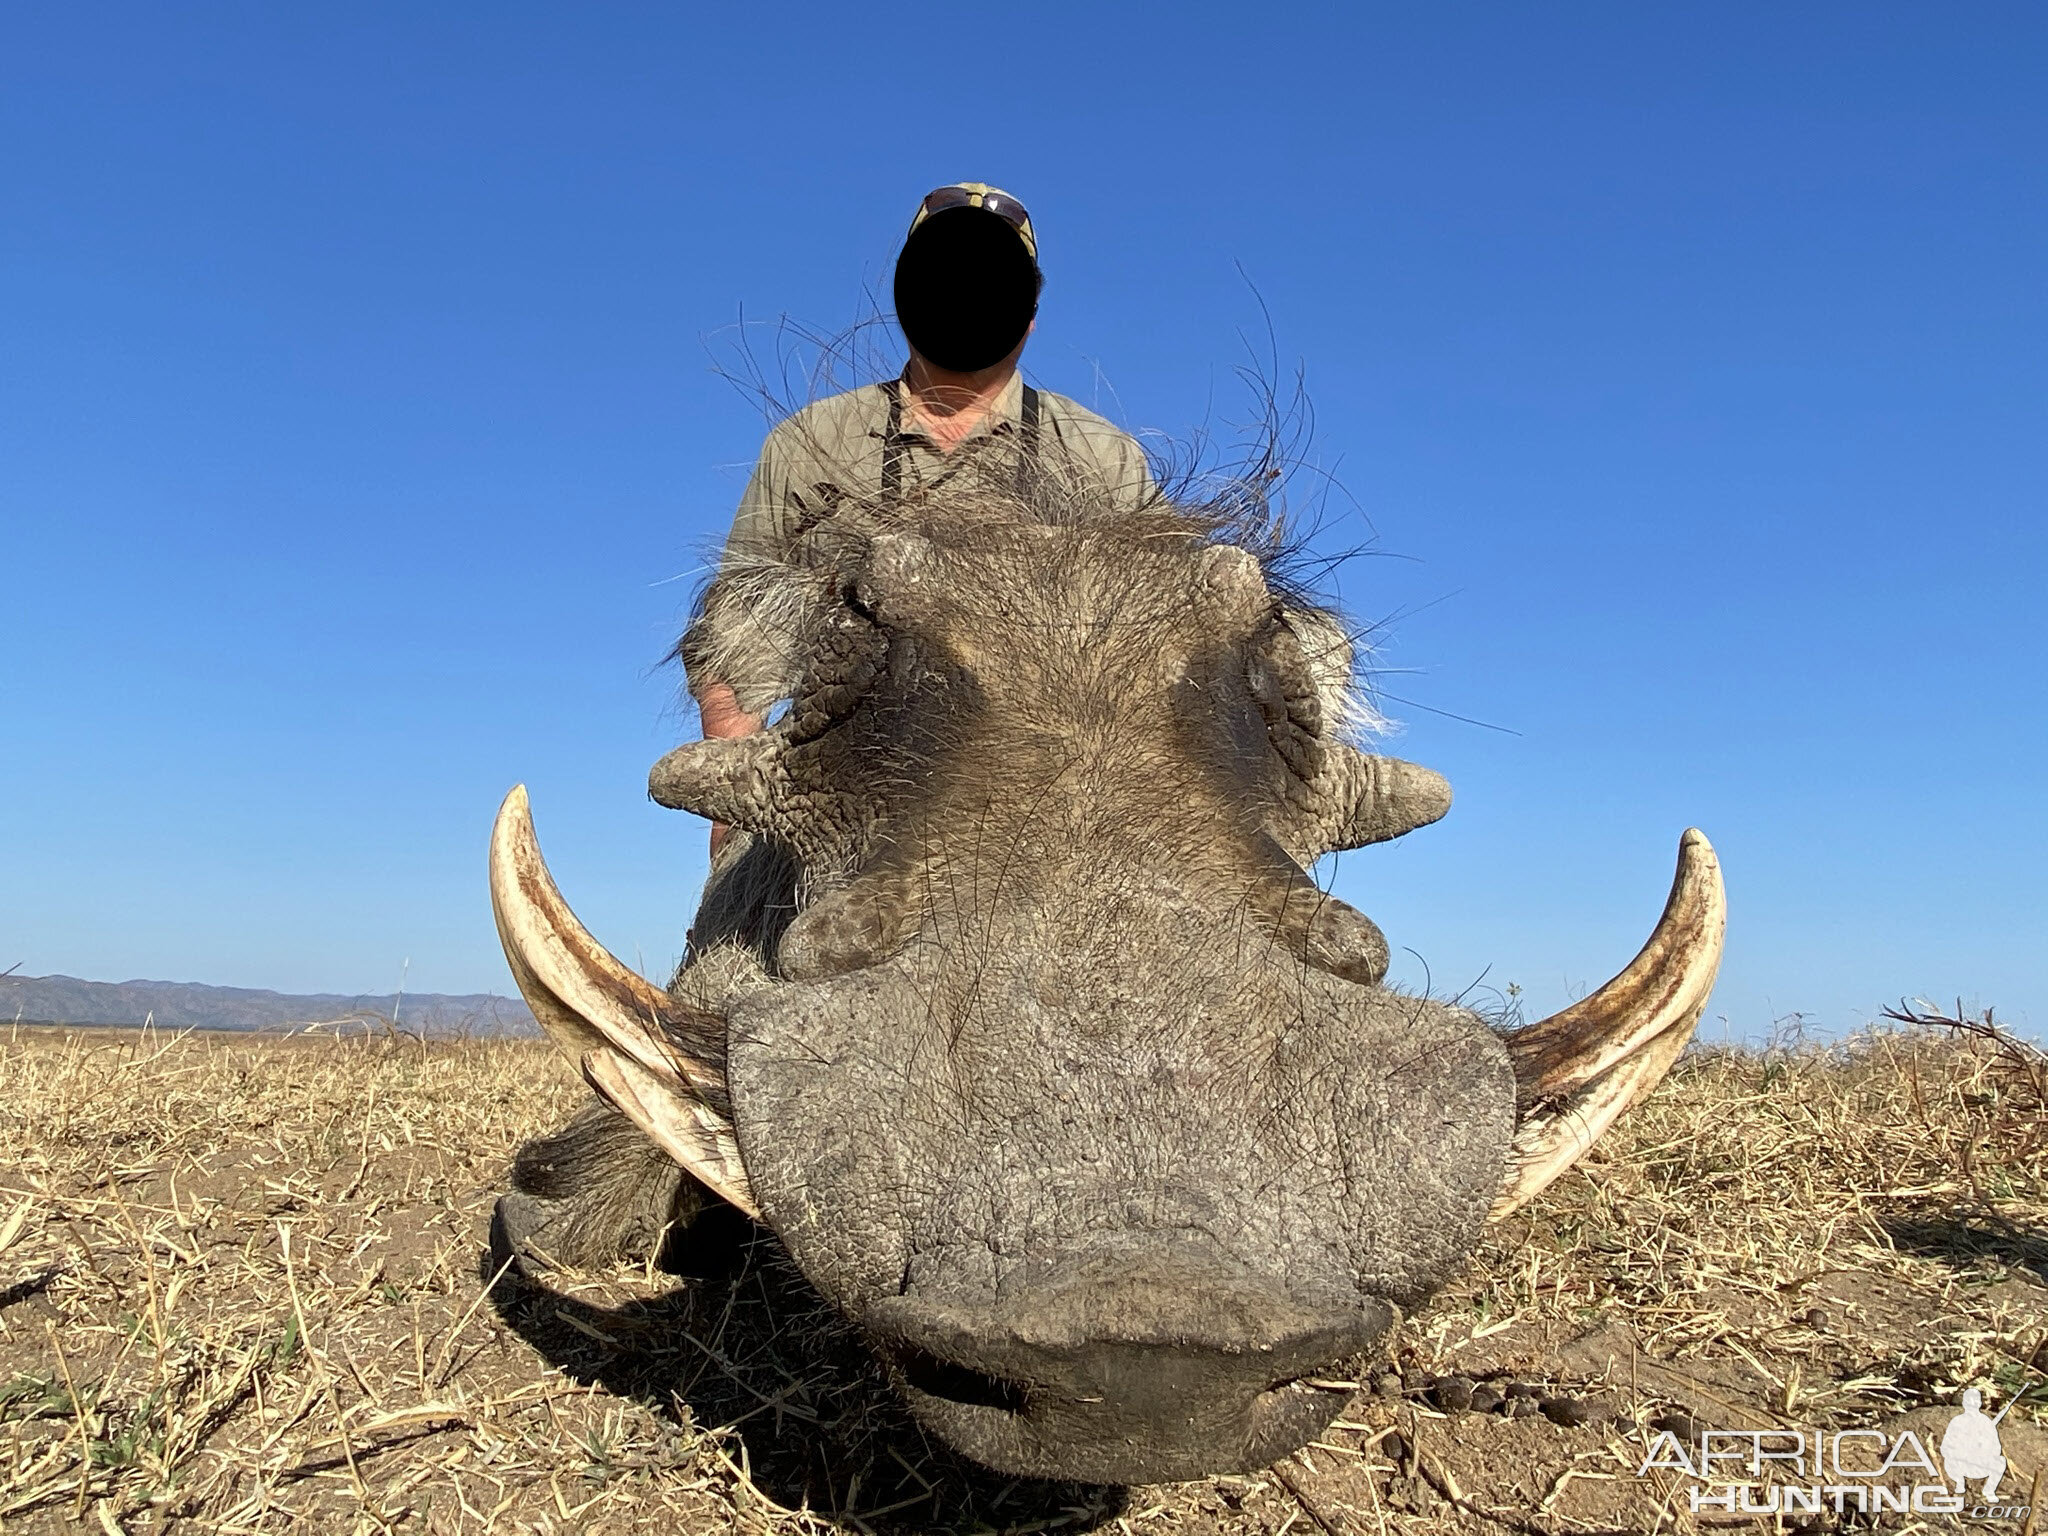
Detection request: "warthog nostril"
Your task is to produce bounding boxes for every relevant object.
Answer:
[892,1345,1029,1415]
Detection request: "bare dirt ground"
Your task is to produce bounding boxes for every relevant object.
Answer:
[2,1015,2043,1535]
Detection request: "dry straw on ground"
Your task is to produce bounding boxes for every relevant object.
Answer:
[2,1011,2042,1535]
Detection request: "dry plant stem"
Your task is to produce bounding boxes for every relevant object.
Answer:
[1271,1460,1353,1536]
[109,1182,168,1392]
[45,1321,93,1520]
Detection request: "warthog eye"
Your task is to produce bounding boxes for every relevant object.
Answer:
[786,606,889,742]
[1246,625,1327,786]
[843,580,880,625]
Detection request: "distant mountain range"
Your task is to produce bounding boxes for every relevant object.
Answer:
[0,972,538,1037]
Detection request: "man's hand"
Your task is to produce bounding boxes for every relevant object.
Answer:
[694,682,763,857]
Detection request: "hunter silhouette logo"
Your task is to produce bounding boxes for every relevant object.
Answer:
[1636,1388,2030,1519]
[1941,1387,2012,1499]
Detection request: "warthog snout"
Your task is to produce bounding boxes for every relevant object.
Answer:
[866,1245,1393,1483]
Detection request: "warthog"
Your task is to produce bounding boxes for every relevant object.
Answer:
[488,485,1723,1485]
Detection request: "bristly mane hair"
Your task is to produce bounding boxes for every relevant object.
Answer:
[675,308,1391,739]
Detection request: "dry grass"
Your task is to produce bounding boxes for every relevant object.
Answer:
[1,1014,2043,1535]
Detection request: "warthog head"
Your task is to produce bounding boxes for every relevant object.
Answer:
[491,497,1723,1484]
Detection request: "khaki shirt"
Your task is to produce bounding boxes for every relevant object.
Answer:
[690,373,1161,709]
[723,371,1159,555]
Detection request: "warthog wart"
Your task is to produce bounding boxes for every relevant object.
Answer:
[487,469,1724,1484]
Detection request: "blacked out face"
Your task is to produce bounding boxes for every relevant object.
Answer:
[893,207,1039,372]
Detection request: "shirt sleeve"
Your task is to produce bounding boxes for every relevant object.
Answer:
[1100,424,1163,513]
[1044,396,1163,514]
[723,423,799,559]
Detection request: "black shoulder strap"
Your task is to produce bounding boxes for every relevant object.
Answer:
[1016,383,1045,500]
[879,379,905,507]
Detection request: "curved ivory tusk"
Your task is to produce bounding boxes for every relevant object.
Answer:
[489,786,758,1218]
[1490,829,1726,1220]
[579,1049,757,1221]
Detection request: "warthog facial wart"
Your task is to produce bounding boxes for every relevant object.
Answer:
[486,487,1725,1484]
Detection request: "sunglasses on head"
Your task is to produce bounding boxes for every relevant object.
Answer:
[918,186,1033,235]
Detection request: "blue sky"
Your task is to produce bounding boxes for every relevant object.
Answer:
[3,5,2041,1037]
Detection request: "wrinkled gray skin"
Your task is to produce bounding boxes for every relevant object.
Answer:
[504,498,1516,1485]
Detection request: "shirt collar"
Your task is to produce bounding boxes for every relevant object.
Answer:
[889,369,1025,446]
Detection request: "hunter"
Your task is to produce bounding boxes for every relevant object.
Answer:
[686,182,1160,855]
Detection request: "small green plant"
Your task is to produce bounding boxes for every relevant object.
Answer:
[0,1371,73,1421]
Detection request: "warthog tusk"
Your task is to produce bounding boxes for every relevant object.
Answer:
[1490,829,1726,1220]
[577,1049,758,1221]
[489,786,758,1218]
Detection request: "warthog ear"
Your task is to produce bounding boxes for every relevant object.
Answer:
[1490,831,1726,1220]
[489,787,759,1218]
[1199,543,1269,626]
